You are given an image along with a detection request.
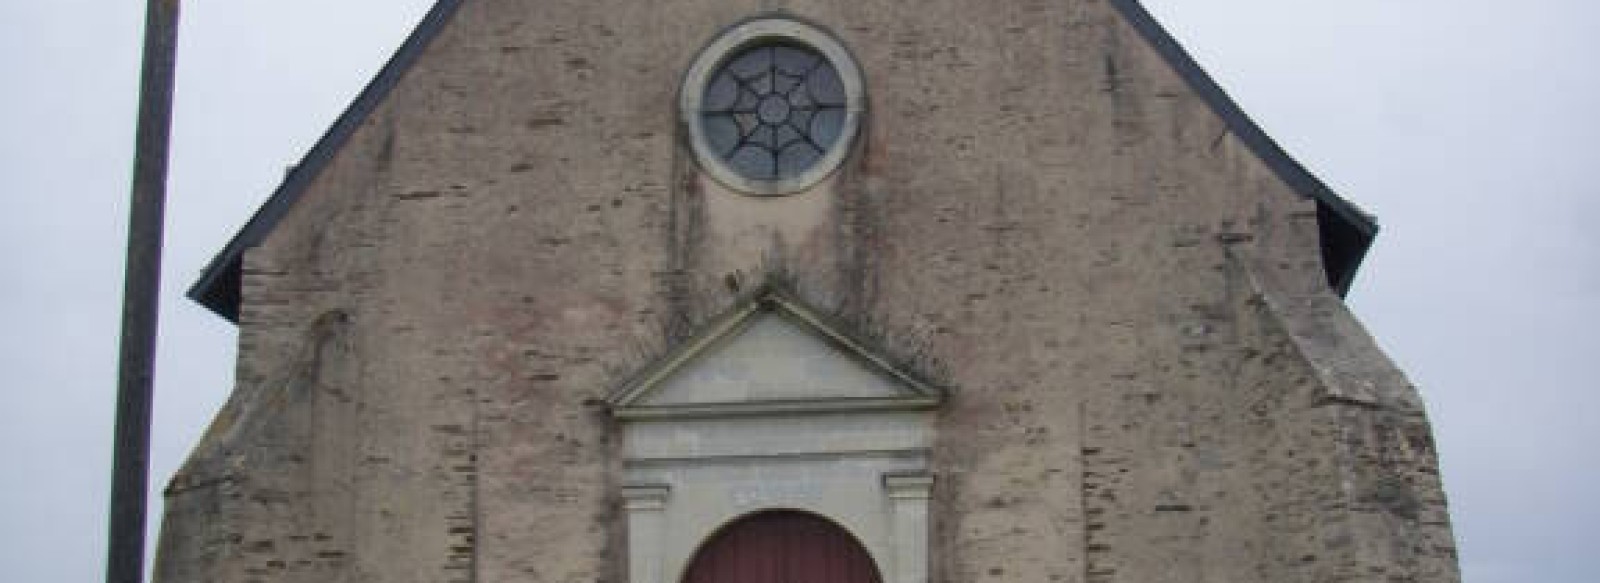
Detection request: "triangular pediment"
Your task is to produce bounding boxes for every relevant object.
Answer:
[608,289,941,419]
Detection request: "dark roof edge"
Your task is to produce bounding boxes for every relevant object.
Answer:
[187,0,465,322]
[1107,0,1378,295]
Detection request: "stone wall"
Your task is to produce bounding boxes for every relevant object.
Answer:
[155,0,1457,581]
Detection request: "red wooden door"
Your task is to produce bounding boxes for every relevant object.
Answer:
[682,511,882,583]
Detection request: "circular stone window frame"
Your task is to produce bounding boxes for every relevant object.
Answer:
[680,17,865,197]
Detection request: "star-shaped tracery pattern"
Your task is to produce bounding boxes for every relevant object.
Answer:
[699,43,848,182]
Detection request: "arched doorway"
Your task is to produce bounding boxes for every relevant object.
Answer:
[681,510,882,583]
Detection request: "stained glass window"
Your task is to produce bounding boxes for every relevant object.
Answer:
[698,43,848,182]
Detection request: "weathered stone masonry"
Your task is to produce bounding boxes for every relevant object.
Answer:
[156,1,1458,582]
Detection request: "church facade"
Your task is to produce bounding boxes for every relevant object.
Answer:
[156,1,1459,581]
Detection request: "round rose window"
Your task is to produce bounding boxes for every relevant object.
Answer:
[682,19,863,196]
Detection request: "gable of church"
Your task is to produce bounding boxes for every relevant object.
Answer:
[188,0,1378,322]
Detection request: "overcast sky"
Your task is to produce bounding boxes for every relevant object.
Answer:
[2,1,1595,581]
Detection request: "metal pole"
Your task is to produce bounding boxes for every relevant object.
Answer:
[108,0,179,582]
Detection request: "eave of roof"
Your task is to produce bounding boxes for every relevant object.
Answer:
[189,0,1376,323]
[1107,0,1377,294]
[187,0,465,321]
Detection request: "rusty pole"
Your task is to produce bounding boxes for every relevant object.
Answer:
[108,0,179,582]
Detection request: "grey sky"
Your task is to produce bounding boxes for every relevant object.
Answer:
[2,1,1594,581]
